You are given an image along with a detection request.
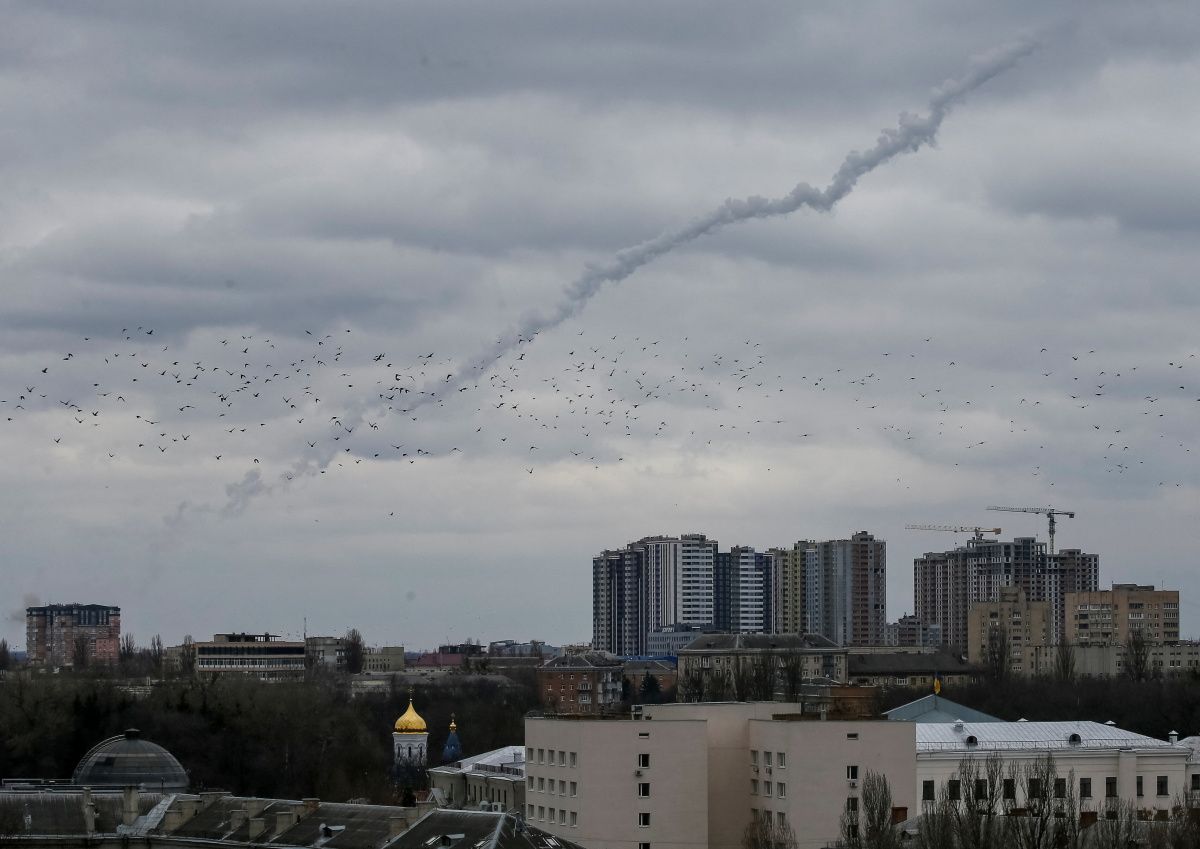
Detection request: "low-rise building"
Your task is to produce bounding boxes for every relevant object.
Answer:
[427,745,526,812]
[645,624,720,656]
[846,648,978,689]
[364,646,407,673]
[1072,641,1200,678]
[621,658,677,699]
[193,633,306,679]
[536,652,623,715]
[677,633,848,699]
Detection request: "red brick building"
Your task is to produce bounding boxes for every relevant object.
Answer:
[537,651,623,715]
[26,603,121,668]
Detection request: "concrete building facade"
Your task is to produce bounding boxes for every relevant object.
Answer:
[1065,584,1181,647]
[524,704,917,849]
[26,603,121,668]
[914,536,1098,650]
[803,533,887,647]
[966,586,1053,677]
[192,633,306,679]
[715,546,772,634]
[537,652,624,715]
[428,745,526,812]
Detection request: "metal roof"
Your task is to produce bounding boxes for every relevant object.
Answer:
[429,747,525,779]
[391,809,585,849]
[679,633,840,652]
[884,694,1002,724]
[71,729,189,791]
[917,721,1179,752]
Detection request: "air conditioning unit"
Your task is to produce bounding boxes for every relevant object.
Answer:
[634,770,643,777]
[848,780,858,789]
[752,766,759,773]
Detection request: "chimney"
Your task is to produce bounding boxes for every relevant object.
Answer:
[274,810,299,837]
[161,809,184,833]
[122,786,140,827]
[388,816,409,840]
[200,791,228,810]
[230,810,248,831]
[245,799,267,817]
[302,798,320,816]
[1170,730,1180,744]
[248,817,266,840]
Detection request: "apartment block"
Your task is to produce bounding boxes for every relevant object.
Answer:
[25,603,121,668]
[769,544,807,634]
[593,547,648,656]
[524,704,916,849]
[914,537,1098,650]
[537,652,624,716]
[1065,584,1180,647]
[714,546,772,634]
[803,532,887,646]
[193,633,306,679]
[966,586,1052,677]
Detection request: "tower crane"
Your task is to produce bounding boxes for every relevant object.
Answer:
[904,524,1002,542]
[985,506,1075,554]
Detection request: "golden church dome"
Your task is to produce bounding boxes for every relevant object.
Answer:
[394,698,427,734]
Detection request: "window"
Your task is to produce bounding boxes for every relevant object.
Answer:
[764,752,773,767]
[1106,777,1118,799]
[1158,776,1169,797]
[570,752,577,767]
[847,733,859,740]
[948,780,961,802]
[538,749,545,764]
[548,808,555,821]
[751,750,759,766]
[1137,776,1144,798]
[751,779,759,795]
[570,781,577,797]
[1029,778,1042,799]
[638,812,651,828]
[1192,775,1200,793]
[538,806,545,820]
[559,750,566,765]
[538,777,545,791]
[1055,778,1066,799]
[527,804,534,818]
[777,812,787,828]
[638,782,650,798]
[847,797,859,812]
[847,765,859,781]
[778,752,787,769]
[638,753,650,769]
[764,781,772,797]
[922,781,936,802]
[1080,778,1092,799]
[638,844,649,849]
[571,812,577,828]
[526,747,534,762]
[975,779,988,799]
[559,810,566,825]
[1003,779,1016,800]
[559,779,566,794]
[777,783,786,799]
[527,776,534,790]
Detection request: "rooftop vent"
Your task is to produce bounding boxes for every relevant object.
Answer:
[1170,731,1179,743]
[966,735,978,748]
[1068,733,1081,746]
[1105,720,1117,727]
[954,720,965,732]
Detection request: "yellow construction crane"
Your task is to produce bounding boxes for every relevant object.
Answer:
[986,506,1075,554]
[904,524,1002,541]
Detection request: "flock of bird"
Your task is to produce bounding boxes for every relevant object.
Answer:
[2,321,1197,515]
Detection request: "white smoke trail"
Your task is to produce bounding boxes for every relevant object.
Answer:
[219,38,1036,514]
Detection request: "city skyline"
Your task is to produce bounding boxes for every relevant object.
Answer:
[3,3,1199,651]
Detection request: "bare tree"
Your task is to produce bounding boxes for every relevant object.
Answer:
[1002,754,1058,849]
[119,633,137,669]
[0,639,10,671]
[1125,628,1150,682]
[72,634,91,669]
[149,635,164,675]
[780,653,805,701]
[1054,641,1076,684]
[984,623,1010,684]
[1089,798,1139,849]
[180,634,196,676]
[343,628,365,674]
[749,653,775,701]
[744,812,799,849]
[676,661,706,702]
[913,783,957,849]
[731,657,755,701]
[948,754,1006,849]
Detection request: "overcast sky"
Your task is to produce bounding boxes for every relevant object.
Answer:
[3,1,1198,652]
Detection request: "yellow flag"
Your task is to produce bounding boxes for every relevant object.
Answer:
[933,677,942,695]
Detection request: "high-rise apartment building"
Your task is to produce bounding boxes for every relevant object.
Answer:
[1064,584,1180,647]
[802,532,886,646]
[770,543,809,634]
[714,546,772,633]
[592,547,648,656]
[914,536,1098,650]
[26,603,121,668]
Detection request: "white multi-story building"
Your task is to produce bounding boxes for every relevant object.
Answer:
[427,745,525,812]
[916,719,1190,815]
[642,534,716,633]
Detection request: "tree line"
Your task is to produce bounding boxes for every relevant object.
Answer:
[0,670,537,803]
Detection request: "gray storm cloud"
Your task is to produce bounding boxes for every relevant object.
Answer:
[220,38,1036,515]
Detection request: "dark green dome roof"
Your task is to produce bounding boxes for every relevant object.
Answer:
[72,729,188,791]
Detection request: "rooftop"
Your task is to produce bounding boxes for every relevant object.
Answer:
[917,721,1179,752]
[392,809,584,849]
[541,651,622,669]
[848,650,976,676]
[429,746,525,779]
[884,694,1002,724]
[679,633,840,652]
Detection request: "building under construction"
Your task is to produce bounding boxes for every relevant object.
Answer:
[913,536,1098,651]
